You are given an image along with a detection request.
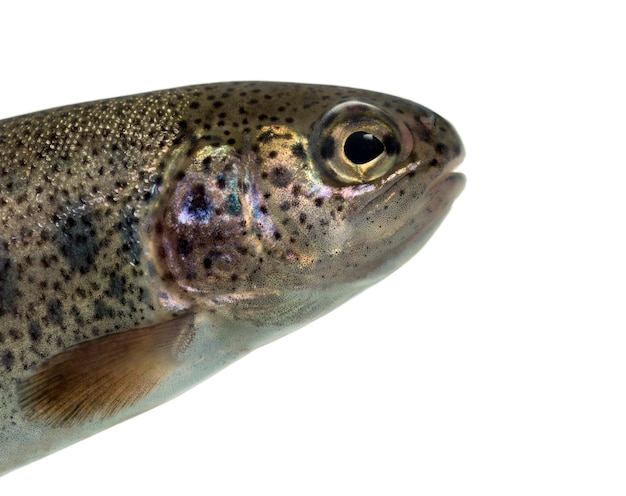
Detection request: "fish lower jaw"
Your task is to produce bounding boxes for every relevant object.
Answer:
[346,171,465,285]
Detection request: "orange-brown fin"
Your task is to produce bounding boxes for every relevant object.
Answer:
[17,314,195,428]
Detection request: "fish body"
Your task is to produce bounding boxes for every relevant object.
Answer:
[0,82,464,475]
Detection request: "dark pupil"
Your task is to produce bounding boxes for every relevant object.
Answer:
[343,131,385,164]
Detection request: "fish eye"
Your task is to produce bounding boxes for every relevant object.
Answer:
[343,131,385,164]
[311,101,404,185]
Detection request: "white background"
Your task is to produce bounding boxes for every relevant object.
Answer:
[1,1,625,494]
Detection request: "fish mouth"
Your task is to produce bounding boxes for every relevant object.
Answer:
[345,159,465,286]
[391,168,465,257]
[398,145,466,248]
[427,171,466,221]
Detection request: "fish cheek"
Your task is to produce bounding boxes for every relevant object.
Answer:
[153,162,257,294]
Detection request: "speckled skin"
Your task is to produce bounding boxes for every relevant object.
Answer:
[0,82,464,475]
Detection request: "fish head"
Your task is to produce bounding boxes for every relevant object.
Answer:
[151,83,464,328]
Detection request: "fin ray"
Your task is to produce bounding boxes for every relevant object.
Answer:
[18,314,194,427]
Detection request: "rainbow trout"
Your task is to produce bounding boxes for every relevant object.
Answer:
[0,82,464,475]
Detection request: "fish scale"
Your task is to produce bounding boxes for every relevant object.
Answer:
[0,82,465,475]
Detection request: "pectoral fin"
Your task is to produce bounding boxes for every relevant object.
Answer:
[18,314,195,427]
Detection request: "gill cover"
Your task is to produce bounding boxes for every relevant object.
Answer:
[152,145,258,296]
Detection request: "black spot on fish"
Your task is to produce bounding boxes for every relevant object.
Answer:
[28,321,42,342]
[258,130,274,143]
[55,211,99,274]
[94,300,115,320]
[106,273,126,301]
[291,143,307,159]
[436,143,448,155]
[270,167,292,189]
[184,184,212,223]
[178,238,193,257]
[417,127,433,144]
[9,328,22,340]
[1,350,14,371]
[119,209,141,265]
[71,304,85,327]
[0,245,17,317]
[46,297,64,326]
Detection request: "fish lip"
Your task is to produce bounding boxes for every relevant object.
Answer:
[343,176,463,287]
[344,158,465,283]
[417,153,466,226]
[433,170,466,203]
[370,170,465,277]
[419,140,466,198]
